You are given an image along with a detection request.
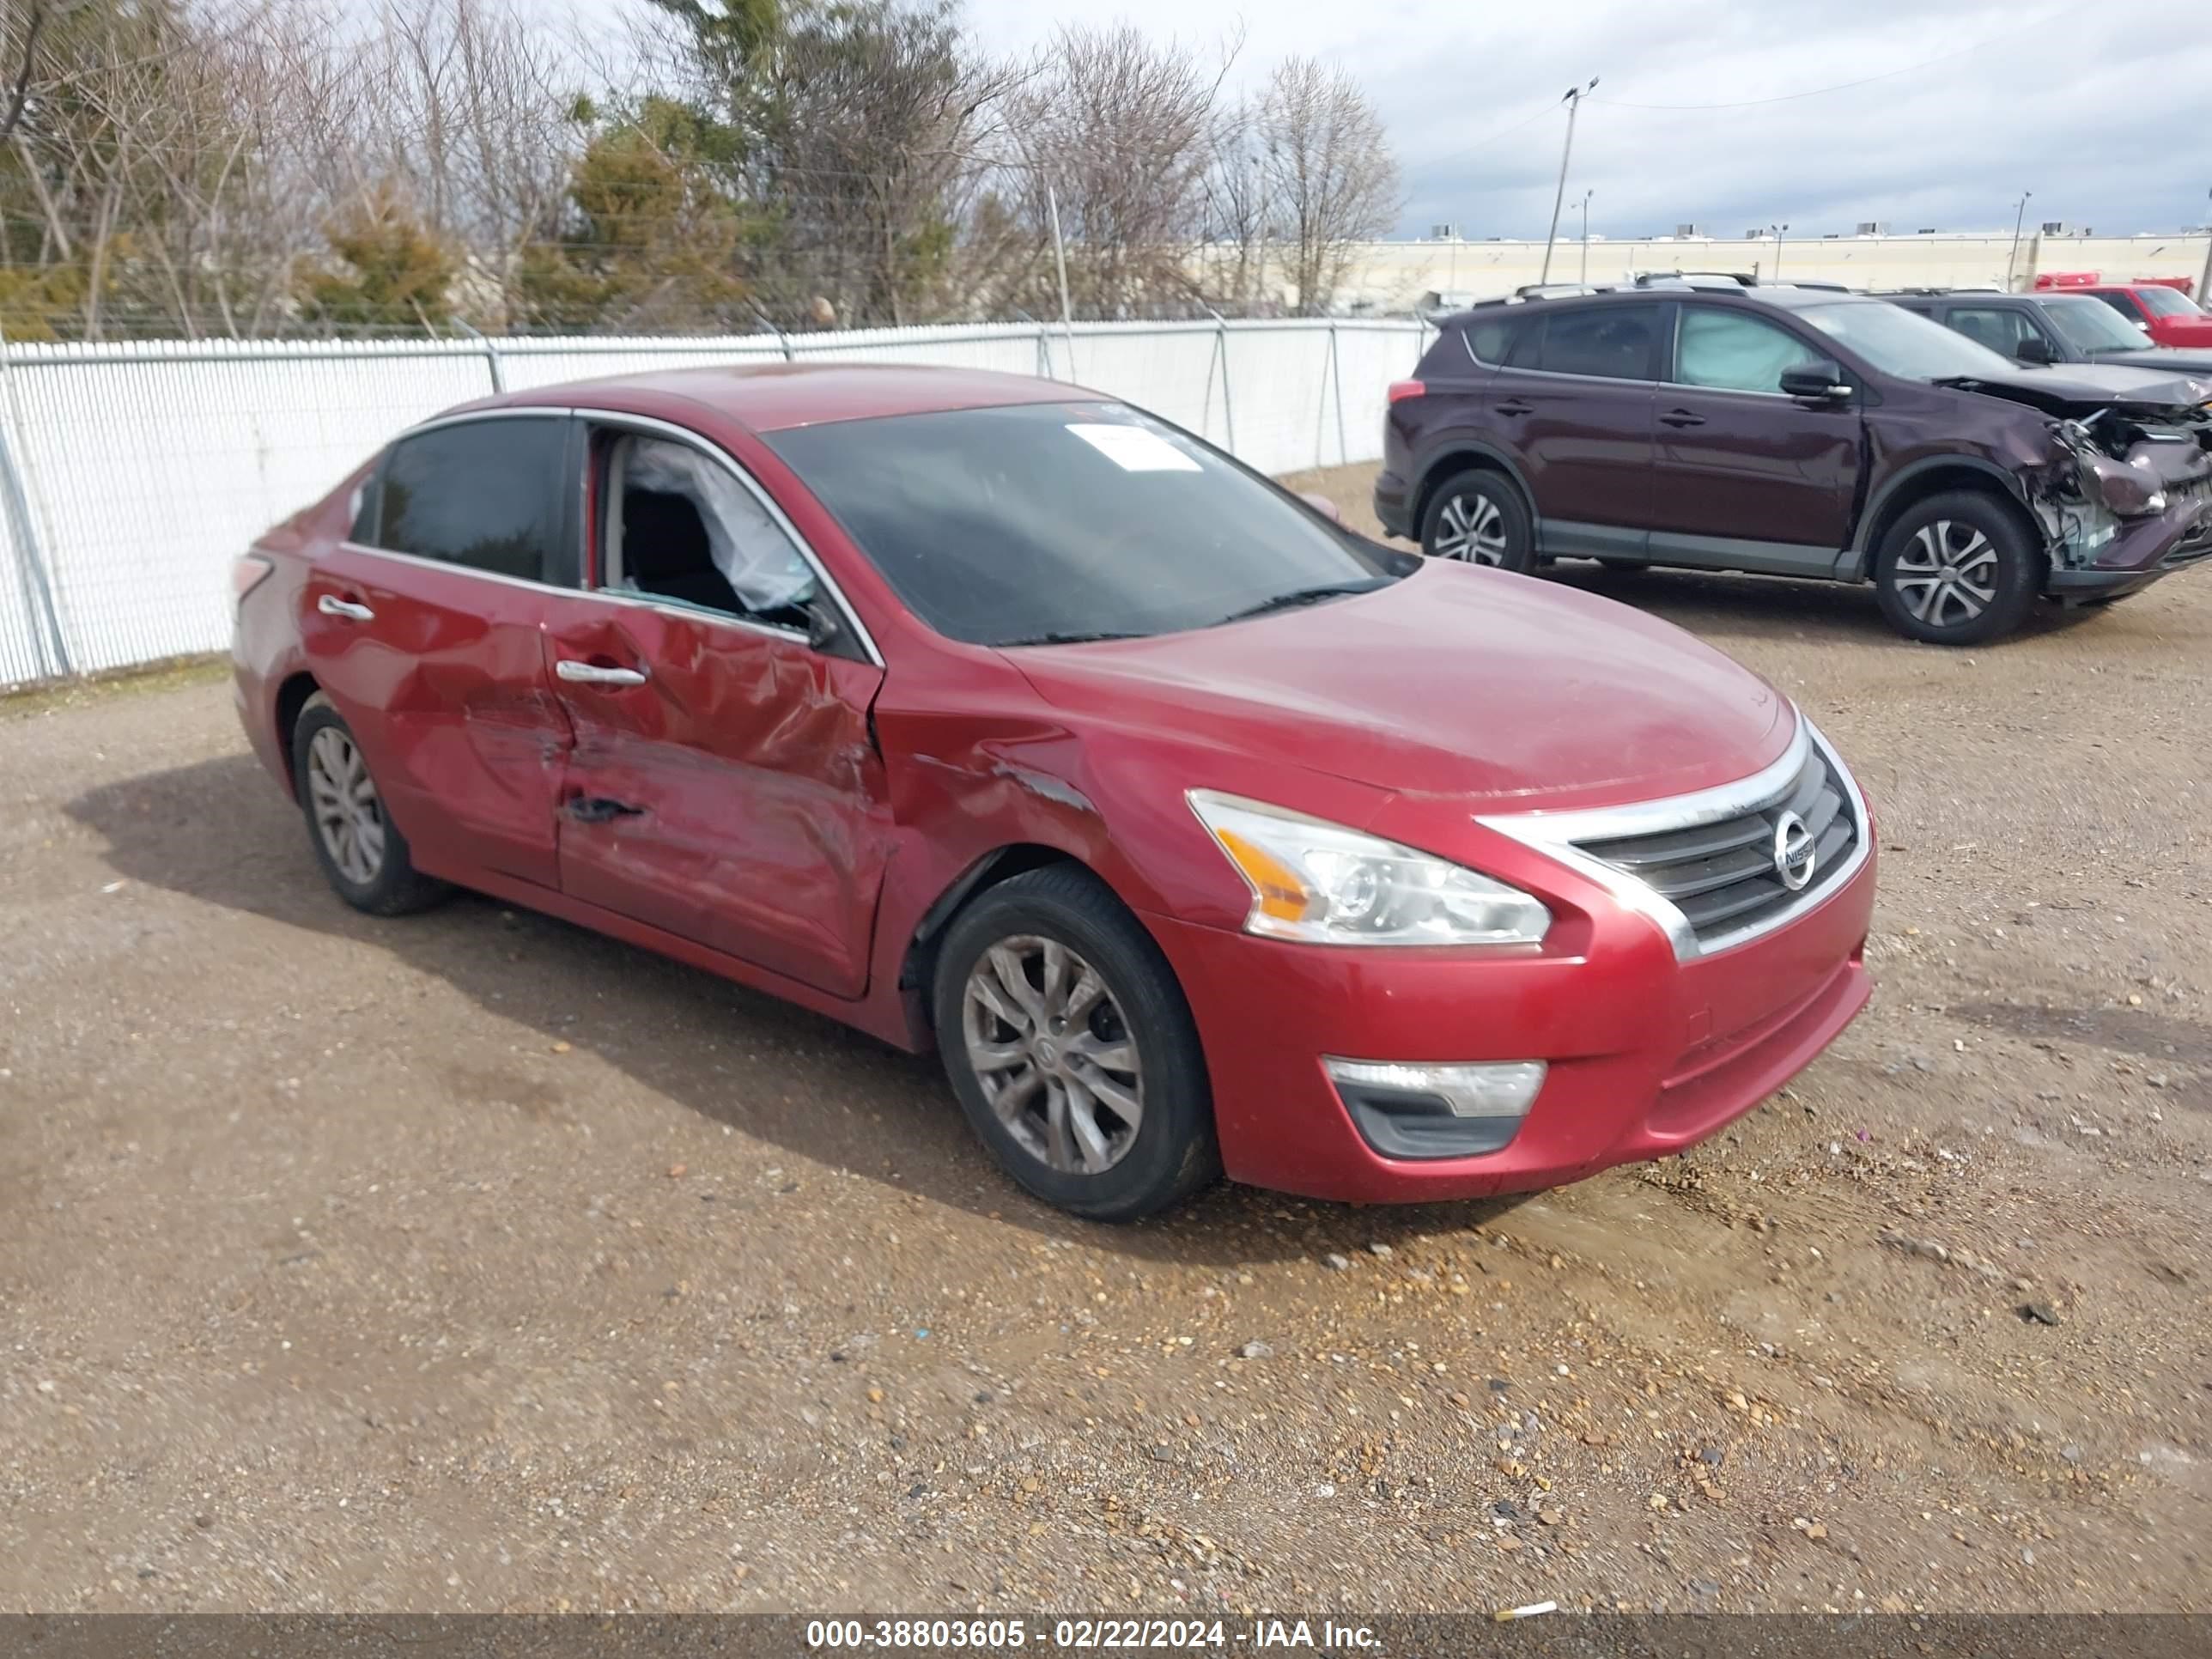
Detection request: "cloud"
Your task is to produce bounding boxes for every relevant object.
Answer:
[958,0,2212,238]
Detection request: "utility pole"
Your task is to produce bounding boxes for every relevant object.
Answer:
[2005,191,2033,291]
[1539,77,1598,285]
[1769,222,1789,282]
[2197,187,2212,307]
[1047,181,1077,378]
[1579,190,1595,283]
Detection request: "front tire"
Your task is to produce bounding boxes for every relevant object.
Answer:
[290,694,448,915]
[1420,471,1536,573]
[932,866,1219,1221]
[1873,491,2039,645]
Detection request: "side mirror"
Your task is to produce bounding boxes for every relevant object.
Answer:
[805,598,847,656]
[2014,337,2055,365]
[1779,361,1853,402]
[1297,490,1344,523]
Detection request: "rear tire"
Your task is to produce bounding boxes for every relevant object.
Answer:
[1873,490,2039,646]
[932,866,1219,1221]
[290,694,448,916]
[1420,471,1536,574]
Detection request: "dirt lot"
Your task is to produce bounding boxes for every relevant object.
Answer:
[3,461,2209,1616]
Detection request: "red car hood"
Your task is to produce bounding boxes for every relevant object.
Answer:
[2154,317,2212,346]
[1008,562,1792,810]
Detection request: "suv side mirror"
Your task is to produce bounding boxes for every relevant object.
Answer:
[2014,337,2056,365]
[1779,361,1853,401]
[1297,490,1344,523]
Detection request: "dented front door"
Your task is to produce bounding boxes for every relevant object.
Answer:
[539,595,891,1000]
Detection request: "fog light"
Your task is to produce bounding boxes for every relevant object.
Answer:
[1324,1058,1547,1161]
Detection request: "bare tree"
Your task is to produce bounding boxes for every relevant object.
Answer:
[762,1,1022,326]
[355,0,580,325]
[1256,54,1399,316]
[1201,92,1269,313]
[1000,23,1235,319]
[1,0,60,148]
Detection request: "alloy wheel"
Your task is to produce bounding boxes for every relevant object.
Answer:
[1892,520,1998,629]
[306,726,386,885]
[961,935,1144,1176]
[1431,490,1510,564]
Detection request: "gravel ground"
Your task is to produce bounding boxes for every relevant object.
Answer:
[3,462,2209,1615]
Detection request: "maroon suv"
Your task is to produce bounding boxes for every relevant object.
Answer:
[1376,280,2212,644]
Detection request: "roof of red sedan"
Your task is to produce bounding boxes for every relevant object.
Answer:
[487,362,1101,433]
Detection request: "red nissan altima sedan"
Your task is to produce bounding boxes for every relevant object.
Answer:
[231,364,1875,1220]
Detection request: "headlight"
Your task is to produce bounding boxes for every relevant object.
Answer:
[1187,790,1551,946]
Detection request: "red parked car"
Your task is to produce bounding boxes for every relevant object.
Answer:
[231,366,1875,1219]
[2080,283,2212,348]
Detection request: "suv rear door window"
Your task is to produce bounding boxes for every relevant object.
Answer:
[375,416,568,583]
[1534,304,1660,380]
[1674,308,1823,392]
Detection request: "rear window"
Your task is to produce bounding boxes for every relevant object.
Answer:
[374,416,569,583]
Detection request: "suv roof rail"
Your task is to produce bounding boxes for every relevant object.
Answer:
[1774,279,1853,292]
[1512,283,1600,300]
[1869,284,2004,297]
[1637,270,1757,287]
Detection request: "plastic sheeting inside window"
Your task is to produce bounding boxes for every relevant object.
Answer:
[1675,310,1823,394]
[625,437,817,614]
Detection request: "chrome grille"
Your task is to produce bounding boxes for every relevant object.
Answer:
[1571,743,1861,952]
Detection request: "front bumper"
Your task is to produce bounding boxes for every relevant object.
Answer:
[1372,471,1413,540]
[1144,846,1875,1205]
[2047,493,2210,597]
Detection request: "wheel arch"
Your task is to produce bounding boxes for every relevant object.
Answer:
[1413,443,1537,539]
[896,842,1109,1043]
[272,670,323,799]
[1843,459,2039,582]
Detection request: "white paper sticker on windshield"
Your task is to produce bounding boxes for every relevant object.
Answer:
[1066,422,1201,472]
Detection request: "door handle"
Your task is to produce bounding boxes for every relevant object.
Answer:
[1496,399,1535,416]
[564,796,644,824]
[556,659,648,687]
[317,594,374,622]
[1659,410,1707,428]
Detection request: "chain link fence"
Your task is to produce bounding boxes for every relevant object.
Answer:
[0,317,1431,687]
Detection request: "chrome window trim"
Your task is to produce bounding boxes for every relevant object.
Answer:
[335,539,557,597]
[1476,714,1870,963]
[566,582,811,646]
[1657,381,1796,401]
[372,404,885,668]
[1497,362,1662,389]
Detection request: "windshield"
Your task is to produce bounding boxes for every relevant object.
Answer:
[2132,285,2203,319]
[1796,301,2021,380]
[764,403,1409,647]
[2040,295,2154,353]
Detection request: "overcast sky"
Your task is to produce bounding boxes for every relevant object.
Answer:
[945,0,2212,240]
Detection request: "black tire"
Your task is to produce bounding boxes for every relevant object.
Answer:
[932,865,1219,1221]
[1419,469,1536,574]
[1873,490,2040,646]
[289,693,448,916]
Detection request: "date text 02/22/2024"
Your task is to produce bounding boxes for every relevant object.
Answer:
[803,1618,1386,1650]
